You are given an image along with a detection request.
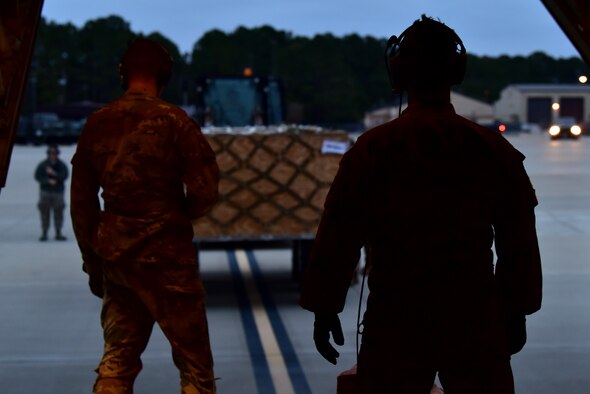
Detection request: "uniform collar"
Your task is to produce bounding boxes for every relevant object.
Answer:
[401,102,456,116]
[124,89,156,98]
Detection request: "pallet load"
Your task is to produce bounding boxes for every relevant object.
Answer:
[193,125,351,242]
[194,124,350,240]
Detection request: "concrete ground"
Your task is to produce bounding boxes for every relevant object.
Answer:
[1,130,589,393]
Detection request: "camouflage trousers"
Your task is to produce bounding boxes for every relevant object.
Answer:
[94,262,216,394]
[37,190,65,233]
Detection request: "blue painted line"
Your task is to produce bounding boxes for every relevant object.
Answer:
[226,250,276,394]
[245,249,313,394]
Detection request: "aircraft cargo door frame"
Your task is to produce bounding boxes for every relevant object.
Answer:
[0,0,45,193]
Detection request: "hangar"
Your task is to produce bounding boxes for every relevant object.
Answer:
[494,83,590,127]
[363,91,495,129]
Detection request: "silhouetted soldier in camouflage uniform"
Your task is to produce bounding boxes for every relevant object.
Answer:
[70,38,219,394]
[34,143,68,241]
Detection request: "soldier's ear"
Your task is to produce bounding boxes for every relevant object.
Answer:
[119,63,129,90]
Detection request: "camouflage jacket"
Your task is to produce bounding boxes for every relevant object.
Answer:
[299,103,542,319]
[71,91,219,274]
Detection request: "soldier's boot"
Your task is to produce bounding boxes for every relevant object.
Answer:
[55,229,66,241]
[181,378,216,394]
[93,377,133,394]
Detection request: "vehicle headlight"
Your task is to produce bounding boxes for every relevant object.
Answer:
[570,125,582,136]
[549,125,561,136]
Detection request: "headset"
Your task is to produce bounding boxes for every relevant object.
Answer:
[119,38,173,90]
[384,15,467,95]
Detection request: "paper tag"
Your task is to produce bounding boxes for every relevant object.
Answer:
[321,140,349,155]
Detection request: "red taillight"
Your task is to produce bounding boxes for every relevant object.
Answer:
[498,124,507,132]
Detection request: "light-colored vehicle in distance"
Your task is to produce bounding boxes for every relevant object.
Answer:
[548,117,583,140]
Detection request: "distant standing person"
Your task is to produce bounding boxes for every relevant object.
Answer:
[34,143,68,241]
[70,38,219,394]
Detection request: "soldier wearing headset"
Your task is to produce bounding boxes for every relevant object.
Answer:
[299,15,542,393]
[70,38,219,394]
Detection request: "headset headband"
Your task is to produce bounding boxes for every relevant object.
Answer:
[384,16,466,94]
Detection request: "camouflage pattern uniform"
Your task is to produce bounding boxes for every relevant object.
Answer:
[34,153,69,239]
[300,103,542,393]
[71,91,219,394]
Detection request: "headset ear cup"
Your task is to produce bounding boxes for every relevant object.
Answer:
[385,34,408,93]
[447,33,467,85]
[389,55,399,91]
[449,52,467,85]
[390,56,408,92]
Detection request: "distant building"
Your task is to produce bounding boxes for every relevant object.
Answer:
[450,91,495,124]
[494,84,590,128]
[363,91,494,129]
[363,104,401,130]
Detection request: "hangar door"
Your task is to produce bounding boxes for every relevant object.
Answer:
[527,97,553,127]
[560,97,584,122]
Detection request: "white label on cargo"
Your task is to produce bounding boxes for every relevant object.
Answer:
[321,140,348,155]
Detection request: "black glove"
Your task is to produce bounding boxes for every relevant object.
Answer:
[89,273,104,299]
[313,313,344,364]
[83,259,104,299]
[507,315,527,355]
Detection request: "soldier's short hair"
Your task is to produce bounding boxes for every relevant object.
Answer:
[119,38,173,87]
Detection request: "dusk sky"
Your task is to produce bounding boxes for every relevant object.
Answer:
[41,0,579,58]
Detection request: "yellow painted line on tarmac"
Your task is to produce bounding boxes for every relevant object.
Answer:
[235,249,295,394]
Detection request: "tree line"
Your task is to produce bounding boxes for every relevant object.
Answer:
[23,15,590,126]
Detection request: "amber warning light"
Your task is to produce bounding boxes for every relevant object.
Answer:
[498,124,507,133]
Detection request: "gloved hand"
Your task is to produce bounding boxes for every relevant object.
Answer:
[313,313,344,364]
[89,272,104,299]
[83,261,104,299]
[507,314,527,355]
